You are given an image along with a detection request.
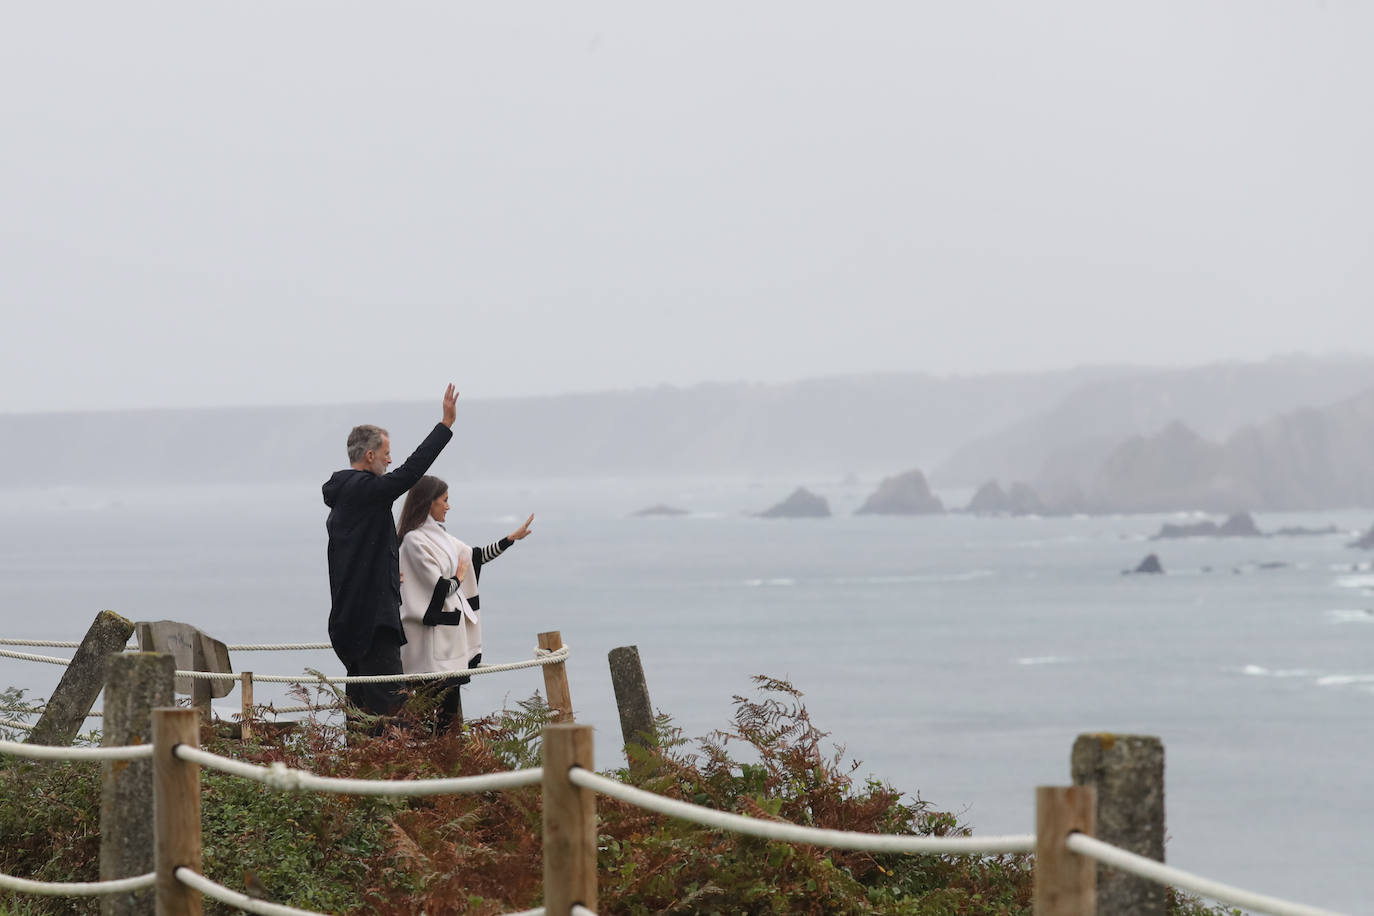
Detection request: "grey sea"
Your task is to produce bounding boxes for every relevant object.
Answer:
[1,477,1371,913]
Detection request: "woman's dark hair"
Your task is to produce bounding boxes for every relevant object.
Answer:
[396,475,449,543]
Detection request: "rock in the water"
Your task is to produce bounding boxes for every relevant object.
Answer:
[965,480,1049,515]
[1272,524,1341,537]
[1349,524,1374,550]
[1217,511,1262,537]
[1130,553,1164,574]
[855,469,943,515]
[1151,511,1262,540]
[966,480,1008,514]
[1005,482,1047,515]
[1151,519,1220,539]
[633,504,689,517]
[757,487,831,518]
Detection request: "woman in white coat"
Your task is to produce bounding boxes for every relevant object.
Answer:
[395,475,534,730]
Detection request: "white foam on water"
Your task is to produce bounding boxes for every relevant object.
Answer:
[1239,665,1322,678]
[1332,574,1374,590]
[826,570,996,586]
[1317,673,1374,687]
[1016,656,1071,666]
[1324,609,1374,624]
[743,577,796,587]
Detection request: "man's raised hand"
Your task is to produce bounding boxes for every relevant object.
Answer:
[441,384,459,427]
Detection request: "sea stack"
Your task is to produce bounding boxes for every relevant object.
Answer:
[855,469,944,515]
[757,487,831,518]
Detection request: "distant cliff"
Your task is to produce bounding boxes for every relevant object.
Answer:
[1081,387,1374,512]
[931,355,1374,491]
[0,368,1119,487]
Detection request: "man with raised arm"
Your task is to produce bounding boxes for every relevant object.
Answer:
[323,384,458,725]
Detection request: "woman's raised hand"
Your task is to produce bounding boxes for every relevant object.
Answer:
[510,514,535,541]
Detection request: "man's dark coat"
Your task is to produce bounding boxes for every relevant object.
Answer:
[322,423,452,667]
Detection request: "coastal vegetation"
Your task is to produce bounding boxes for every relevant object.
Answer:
[1,681,1234,915]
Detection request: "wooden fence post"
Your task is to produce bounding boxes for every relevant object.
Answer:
[608,646,657,761]
[28,610,135,746]
[239,673,254,742]
[153,708,202,916]
[543,723,596,915]
[538,631,574,723]
[1034,785,1095,916]
[102,652,175,916]
[1071,734,1166,915]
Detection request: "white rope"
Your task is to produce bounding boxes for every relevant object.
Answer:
[177,645,571,685]
[225,643,332,651]
[175,867,327,916]
[567,769,1034,854]
[0,869,155,896]
[0,641,566,686]
[0,718,34,732]
[174,744,543,796]
[0,737,153,761]
[0,648,73,666]
[0,638,82,648]
[1065,834,1347,916]
[0,705,101,719]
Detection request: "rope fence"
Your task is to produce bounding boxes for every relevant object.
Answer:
[568,768,1034,854]
[0,737,152,761]
[0,639,331,651]
[0,630,1351,916]
[0,717,1348,916]
[0,643,569,685]
[1065,833,1344,916]
[0,869,155,896]
[174,744,543,795]
[175,867,562,916]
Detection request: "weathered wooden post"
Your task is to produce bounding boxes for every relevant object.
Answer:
[608,646,657,759]
[28,610,135,746]
[543,723,596,915]
[102,652,175,916]
[1072,733,1165,916]
[239,673,254,742]
[153,708,202,916]
[537,631,574,723]
[1034,785,1096,916]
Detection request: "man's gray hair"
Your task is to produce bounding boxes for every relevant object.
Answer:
[346,425,389,463]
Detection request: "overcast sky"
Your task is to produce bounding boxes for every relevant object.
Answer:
[2,2,1370,412]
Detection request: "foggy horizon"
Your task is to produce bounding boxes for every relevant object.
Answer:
[4,3,1371,414]
[3,349,1373,417]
